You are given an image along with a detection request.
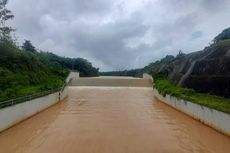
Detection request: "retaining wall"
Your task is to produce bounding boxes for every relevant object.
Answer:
[66,71,79,83]
[0,71,77,132]
[143,73,154,82]
[154,88,230,136]
[0,87,68,132]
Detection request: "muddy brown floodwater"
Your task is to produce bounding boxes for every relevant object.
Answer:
[0,87,229,153]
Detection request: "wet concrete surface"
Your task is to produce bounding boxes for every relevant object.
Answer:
[0,86,229,153]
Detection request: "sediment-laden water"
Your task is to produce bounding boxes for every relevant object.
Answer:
[0,87,229,153]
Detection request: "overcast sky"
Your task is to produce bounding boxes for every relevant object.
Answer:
[8,0,230,71]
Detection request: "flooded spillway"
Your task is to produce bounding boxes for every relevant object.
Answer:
[69,77,153,87]
[0,78,229,153]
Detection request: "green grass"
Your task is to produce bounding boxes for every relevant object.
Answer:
[0,75,66,102]
[0,41,71,102]
[153,74,230,114]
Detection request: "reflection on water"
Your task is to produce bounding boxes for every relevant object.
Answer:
[0,87,229,153]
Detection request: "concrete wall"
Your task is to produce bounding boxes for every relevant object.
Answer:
[60,86,68,100]
[0,71,75,133]
[154,89,230,136]
[66,71,79,83]
[0,71,79,132]
[0,87,68,132]
[143,73,153,82]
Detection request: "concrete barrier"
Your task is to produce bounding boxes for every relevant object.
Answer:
[66,71,79,83]
[0,88,68,132]
[0,72,75,132]
[154,88,230,136]
[143,73,153,82]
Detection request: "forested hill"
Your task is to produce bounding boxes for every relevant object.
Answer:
[99,55,176,77]
[100,27,230,98]
[0,41,99,101]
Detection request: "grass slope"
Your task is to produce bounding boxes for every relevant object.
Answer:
[153,74,230,114]
[0,42,69,101]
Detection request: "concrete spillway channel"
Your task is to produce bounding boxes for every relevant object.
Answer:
[0,77,229,153]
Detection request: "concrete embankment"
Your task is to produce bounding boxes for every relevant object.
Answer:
[0,88,67,132]
[142,73,230,136]
[154,89,230,136]
[0,72,79,132]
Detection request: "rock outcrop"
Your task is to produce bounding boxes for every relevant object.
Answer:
[161,41,230,98]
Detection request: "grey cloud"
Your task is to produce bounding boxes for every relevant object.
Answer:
[199,0,230,12]
[7,0,230,71]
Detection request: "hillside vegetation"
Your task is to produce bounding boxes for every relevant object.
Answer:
[100,55,176,77]
[0,41,99,102]
[0,42,64,101]
[154,73,230,114]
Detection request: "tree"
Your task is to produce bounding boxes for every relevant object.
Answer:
[22,40,36,52]
[176,50,185,58]
[0,0,14,42]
